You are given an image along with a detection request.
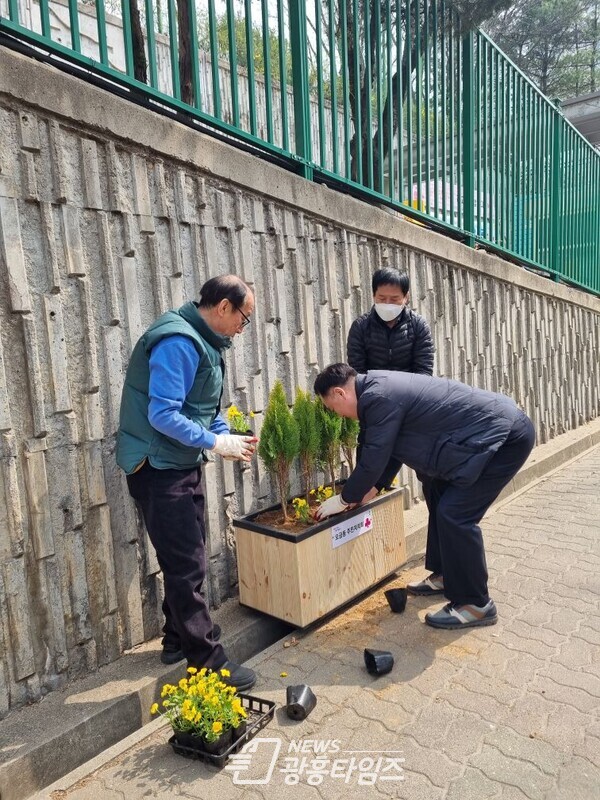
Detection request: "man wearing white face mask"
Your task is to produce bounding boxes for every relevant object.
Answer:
[347,266,436,597]
[347,267,434,375]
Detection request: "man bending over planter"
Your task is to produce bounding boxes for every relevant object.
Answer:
[313,363,535,630]
[116,275,258,690]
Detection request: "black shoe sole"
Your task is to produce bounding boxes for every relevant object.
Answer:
[425,615,498,629]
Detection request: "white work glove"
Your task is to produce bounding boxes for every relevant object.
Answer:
[314,493,350,520]
[211,434,256,462]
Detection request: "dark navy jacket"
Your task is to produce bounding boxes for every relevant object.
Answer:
[347,307,434,375]
[341,371,528,504]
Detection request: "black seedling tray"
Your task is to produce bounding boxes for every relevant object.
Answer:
[168,693,276,768]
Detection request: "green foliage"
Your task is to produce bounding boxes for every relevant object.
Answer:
[485,0,600,98]
[197,11,293,85]
[340,417,361,471]
[293,390,320,502]
[315,398,343,489]
[258,381,299,521]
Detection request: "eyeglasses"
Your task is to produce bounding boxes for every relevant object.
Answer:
[235,305,251,328]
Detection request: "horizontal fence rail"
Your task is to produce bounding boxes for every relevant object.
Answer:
[1,0,599,295]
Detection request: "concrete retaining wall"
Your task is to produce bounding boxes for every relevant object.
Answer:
[0,47,599,716]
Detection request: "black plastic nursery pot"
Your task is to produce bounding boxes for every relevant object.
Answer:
[233,487,406,627]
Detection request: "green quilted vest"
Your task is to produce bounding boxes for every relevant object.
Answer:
[116,302,231,473]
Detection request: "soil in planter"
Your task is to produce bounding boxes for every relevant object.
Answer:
[253,499,322,534]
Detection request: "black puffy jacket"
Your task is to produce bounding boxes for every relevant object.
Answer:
[346,307,434,375]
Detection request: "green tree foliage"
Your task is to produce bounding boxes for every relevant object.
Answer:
[197,11,293,84]
[315,399,343,489]
[292,390,320,502]
[340,417,361,472]
[258,382,300,522]
[485,0,600,98]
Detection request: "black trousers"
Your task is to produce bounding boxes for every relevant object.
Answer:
[421,412,536,606]
[127,461,226,669]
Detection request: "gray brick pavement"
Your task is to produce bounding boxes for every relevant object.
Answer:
[41,447,600,799]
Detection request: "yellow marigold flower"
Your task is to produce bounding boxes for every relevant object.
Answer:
[178,678,188,690]
[249,411,255,418]
[212,721,223,734]
[280,672,288,677]
[199,667,207,677]
[150,703,159,714]
[194,712,202,723]
[187,666,197,675]
[220,668,231,678]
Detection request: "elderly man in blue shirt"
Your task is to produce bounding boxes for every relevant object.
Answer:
[116,275,257,689]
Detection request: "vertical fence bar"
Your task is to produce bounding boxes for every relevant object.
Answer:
[462,31,474,245]
[474,33,480,235]
[489,45,495,243]
[95,0,109,64]
[121,0,135,76]
[244,0,257,133]
[448,9,455,226]
[365,0,374,189]
[188,0,202,110]
[513,73,518,252]
[550,102,562,280]
[415,0,422,209]
[494,50,500,245]
[481,40,487,237]
[530,91,537,262]
[441,0,447,221]
[8,0,19,23]
[510,68,517,252]
[544,104,551,265]
[208,0,221,119]
[328,0,339,175]
[277,0,290,151]
[260,0,274,143]
[502,57,509,248]
[396,2,403,203]
[143,0,158,87]
[314,0,325,167]
[352,0,363,184]
[457,17,463,229]
[433,0,439,218]
[289,0,312,172]
[39,0,51,38]
[374,0,383,192]
[226,0,240,126]
[341,0,352,180]
[406,0,413,205]
[166,0,180,96]
[385,0,394,199]
[424,0,431,213]
[67,0,81,52]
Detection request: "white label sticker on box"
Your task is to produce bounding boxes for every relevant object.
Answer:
[331,510,374,549]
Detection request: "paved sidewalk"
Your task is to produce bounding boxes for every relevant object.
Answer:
[40,447,600,800]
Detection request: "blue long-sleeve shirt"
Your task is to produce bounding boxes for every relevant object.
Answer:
[148,335,229,450]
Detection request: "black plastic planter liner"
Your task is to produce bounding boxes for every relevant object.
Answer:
[168,693,276,768]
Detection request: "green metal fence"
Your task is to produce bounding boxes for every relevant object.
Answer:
[1,0,599,295]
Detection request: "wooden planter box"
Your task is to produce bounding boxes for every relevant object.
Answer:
[233,488,406,627]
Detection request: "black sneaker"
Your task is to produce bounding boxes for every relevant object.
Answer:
[160,624,222,665]
[218,660,256,692]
